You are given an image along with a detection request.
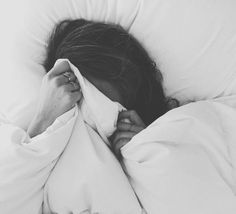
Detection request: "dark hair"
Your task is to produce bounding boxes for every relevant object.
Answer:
[44,19,172,125]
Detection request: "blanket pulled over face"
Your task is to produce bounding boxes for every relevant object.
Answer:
[2,59,236,214]
[43,59,142,213]
[0,59,142,214]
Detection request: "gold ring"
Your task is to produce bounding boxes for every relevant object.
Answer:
[63,72,71,82]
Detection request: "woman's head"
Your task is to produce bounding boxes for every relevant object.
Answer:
[44,19,170,125]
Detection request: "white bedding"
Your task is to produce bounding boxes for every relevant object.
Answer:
[121,96,236,213]
[0,108,76,214]
[43,60,142,214]
[0,60,142,214]
[1,61,236,213]
[3,0,236,131]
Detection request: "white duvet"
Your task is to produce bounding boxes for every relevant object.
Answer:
[122,96,236,214]
[0,60,236,214]
[0,59,142,214]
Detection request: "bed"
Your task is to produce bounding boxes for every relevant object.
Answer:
[1,0,236,213]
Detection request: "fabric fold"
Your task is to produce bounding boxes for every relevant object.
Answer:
[0,59,142,214]
[121,97,236,214]
[55,59,125,144]
[0,105,77,214]
[43,59,142,214]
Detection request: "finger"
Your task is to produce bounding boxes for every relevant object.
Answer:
[112,131,136,147]
[113,138,130,157]
[64,82,80,92]
[117,121,144,132]
[118,110,142,125]
[48,61,71,77]
[70,90,83,103]
[53,75,69,86]
[63,71,77,82]
[71,82,81,92]
[118,110,145,127]
[120,118,131,124]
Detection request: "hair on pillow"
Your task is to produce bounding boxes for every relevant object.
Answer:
[1,0,236,128]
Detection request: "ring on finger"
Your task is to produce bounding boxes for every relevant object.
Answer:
[63,72,72,82]
[68,76,72,82]
[63,72,70,78]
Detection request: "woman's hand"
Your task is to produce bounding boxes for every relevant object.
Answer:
[110,110,146,159]
[27,61,82,138]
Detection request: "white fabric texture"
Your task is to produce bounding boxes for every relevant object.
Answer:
[2,0,236,129]
[121,96,236,214]
[55,59,124,143]
[0,59,142,214]
[0,108,77,214]
[43,59,142,214]
[1,1,236,213]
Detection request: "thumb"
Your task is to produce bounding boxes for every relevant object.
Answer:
[49,60,71,77]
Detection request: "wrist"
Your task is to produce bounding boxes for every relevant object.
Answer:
[27,114,54,138]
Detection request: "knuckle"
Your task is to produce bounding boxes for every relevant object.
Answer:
[118,123,129,131]
[117,122,122,129]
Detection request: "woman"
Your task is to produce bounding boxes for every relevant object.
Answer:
[3,19,236,214]
[28,19,173,157]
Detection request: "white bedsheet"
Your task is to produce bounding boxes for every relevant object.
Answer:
[122,96,236,214]
[0,60,142,214]
[43,108,142,214]
[1,59,236,213]
[0,108,76,214]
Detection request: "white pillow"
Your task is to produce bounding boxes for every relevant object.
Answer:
[0,0,140,129]
[131,0,236,103]
[1,0,236,128]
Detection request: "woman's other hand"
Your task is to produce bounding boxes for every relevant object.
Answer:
[110,110,146,159]
[27,61,82,137]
